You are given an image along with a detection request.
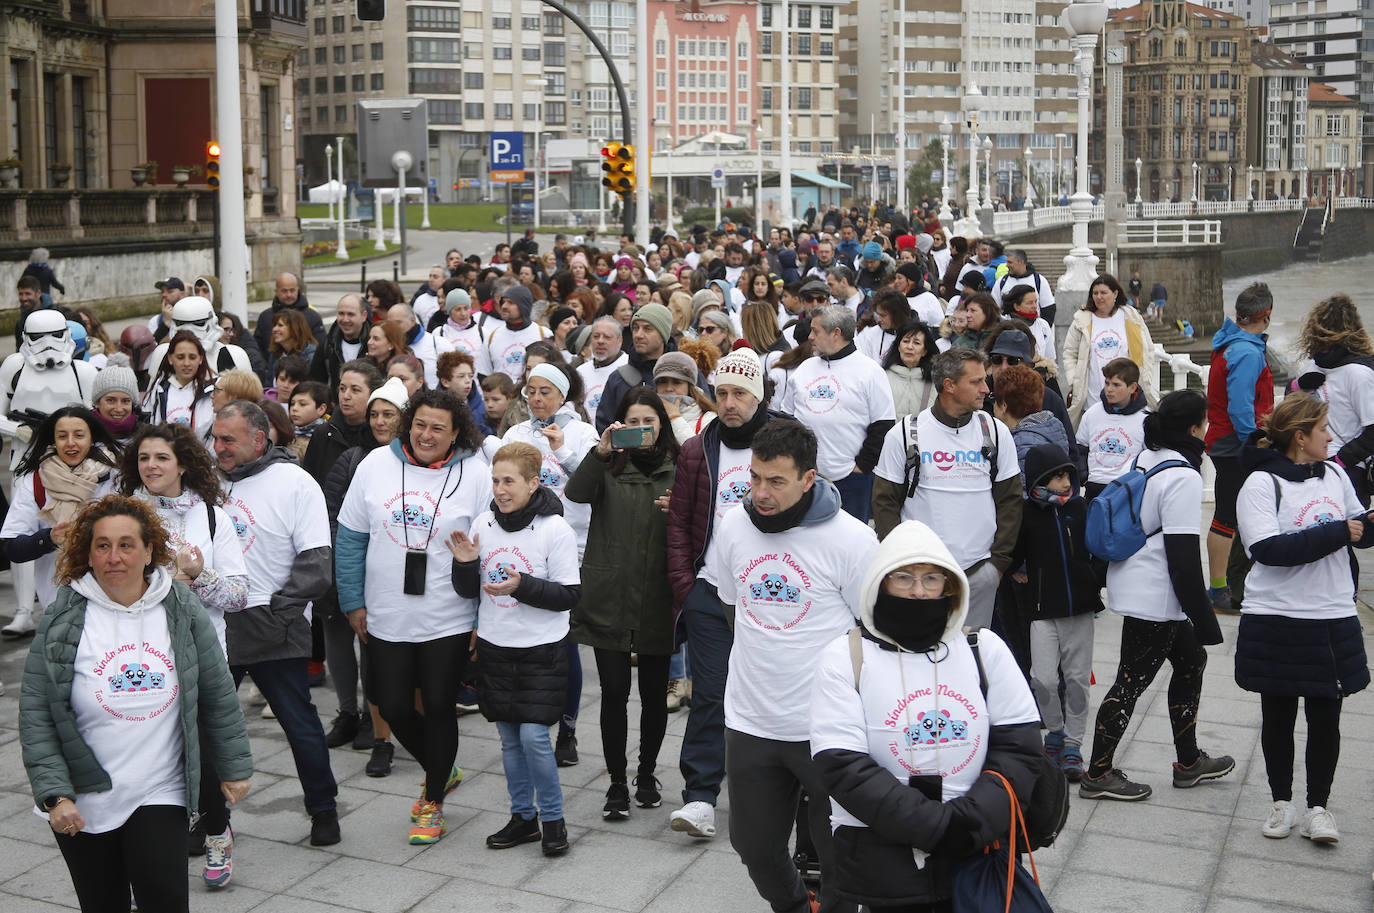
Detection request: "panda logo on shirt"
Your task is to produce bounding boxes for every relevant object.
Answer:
[749,573,801,603]
[107,663,167,693]
[803,375,842,414]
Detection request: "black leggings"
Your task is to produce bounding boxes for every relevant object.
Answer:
[1088,616,1208,778]
[368,632,470,803]
[593,647,671,782]
[197,727,228,836]
[56,804,189,913]
[1261,694,1343,808]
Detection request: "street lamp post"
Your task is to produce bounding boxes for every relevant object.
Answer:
[533,132,541,234]
[1056,133,1066,202]
[325,144,334,222]
[779,0,793,227]
[335,134,348,261]
[1300,165,1308,204]
[664,134,674,237]
[1227,164,1233,203]
[1191,160,1199,203]
[982,138,993,210]
[1058,0,1110,300]
[755,124,764,232]
[896,0,907,216]
[960,82,984,239]
[1024,146,1035,208]
[1247,164,1255,201]
[938,116,954,222]
[1134,156,1143,204]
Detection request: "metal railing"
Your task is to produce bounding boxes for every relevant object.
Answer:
[1122,219,1222,245]
[1151,342,1216,499]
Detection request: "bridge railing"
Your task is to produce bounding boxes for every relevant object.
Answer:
[1335,197,1373,210]
[1151,342,1216,499]
[1122,219,1221,245]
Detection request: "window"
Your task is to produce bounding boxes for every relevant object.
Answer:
[545,42,564,65]
[409,38,461,62]
[428,100,461,124]
[820,6,832,28]
[522,47,541,60]
[313,17,325,34]
[371,42,384,59]
[494,103,513,120]
[315,47,327,64]
[332,15,345,32]
[762,87,773,108]
[493,45,512,59]
[819,40,833,56]
[521,104,538,122]
[522,16,540,30]
[334,105,348,122]
[762,4,771,26]
[370,73,384,90]
[314,76,328,93]
[738,41,747,57]
[351,74,364,92]
[738,73,748,90]
[547,72,565,95]
[492,15,510,28]
[411,69,462,94]
[677,73,685,88]
[316,105,329,123]
[1209,131,1217,150]
[408,6,462,30]
[464,102,484,119]
[797,34,811,54]
[463,43,482,58]
[464,71,483,89]
[612,2,632,28]
[761,33,772,53]
[797,6,811,27]
[297,77,310,96]
[796,87,812,109]
[612,32,628,56]
[333,75,346,93]
[738,105,747,121]
[655,39,666,56]
[333,45,346,63]
[544,12,563,34]
[351,44,363,61]
[546,101,566,124]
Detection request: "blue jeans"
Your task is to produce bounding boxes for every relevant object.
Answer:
[232,658,338,816]
[562,641,582,735]
[832,470,874,523]
[679,579,733,805]
[495,722,564,820]
[669,643,689,680]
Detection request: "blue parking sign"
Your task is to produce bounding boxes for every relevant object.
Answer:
[490,132,525,183]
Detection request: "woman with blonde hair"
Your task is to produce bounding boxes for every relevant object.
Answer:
[739,301,786,364]
[1235,393,1372,842]
[211,370,265,412]
[1294,294,1374,504]
[667,290,694,336]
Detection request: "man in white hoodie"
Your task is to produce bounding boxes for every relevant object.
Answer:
[709,420,877,913]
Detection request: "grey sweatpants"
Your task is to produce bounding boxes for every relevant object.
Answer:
[724,729,857,913]
[1029,613,1095,747]
[964,561,1001,631]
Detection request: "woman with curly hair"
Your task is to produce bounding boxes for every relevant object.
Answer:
[19,495,252,912]
[1294,294,1374,505]
[117,423,249,886]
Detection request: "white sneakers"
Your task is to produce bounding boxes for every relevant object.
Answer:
[669,801,716,839]
[1,606,37,639]
[1300,806,1339,844]
[1263,801,1339,843]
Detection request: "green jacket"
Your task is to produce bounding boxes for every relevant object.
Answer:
[565,449,676,655]
[19,580,253,820]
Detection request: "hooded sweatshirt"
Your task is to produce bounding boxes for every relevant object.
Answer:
[1011,445,1102,619]
[710,478,879,741]
[1205,318,1272,457]
[479,287,547,379]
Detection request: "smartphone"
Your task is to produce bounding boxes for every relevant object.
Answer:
[403,549,427,596]
[610,425,654,449]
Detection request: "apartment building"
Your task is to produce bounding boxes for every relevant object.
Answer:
[1307,81,1363,199]
[1245,40,1309,199]
[647,0,757,151]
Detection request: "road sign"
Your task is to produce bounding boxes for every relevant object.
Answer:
[490,132,525,183]
[711,167,726,189]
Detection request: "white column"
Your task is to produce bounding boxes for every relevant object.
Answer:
[937,117,953,222]
[1057,16,1104,301]
[325,144,334,221]
[895,0,905,216]
[779,0,792,227]
[335,134,348,260]
[635,0,651,244]
[533,131,541,232]
[214,0,248,322]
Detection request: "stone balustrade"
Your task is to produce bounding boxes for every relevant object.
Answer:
[0,189,217,245]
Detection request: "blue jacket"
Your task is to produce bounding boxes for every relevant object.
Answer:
[836,237,862,268]
[1204,319,1273,458]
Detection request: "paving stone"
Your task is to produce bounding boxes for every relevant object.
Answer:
[288,856,448,913]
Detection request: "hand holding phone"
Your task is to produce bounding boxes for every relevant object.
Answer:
[610,425,654,449]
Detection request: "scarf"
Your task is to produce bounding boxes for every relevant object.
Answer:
[135,487,200,550]
[872,592,952,652]
[95,410,137,439]
[492,485,562,532]
[717,404,770,450]
[37,453,107,528]
[1150,431,1206,468]
[1030,486,1072,507]
[447,315,475,332]
[744,486,814,534]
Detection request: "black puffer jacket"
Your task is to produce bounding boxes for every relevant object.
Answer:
[301,413,375,486]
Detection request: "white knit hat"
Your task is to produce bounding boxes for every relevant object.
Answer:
[714,348,765,402]
[367,376,409,412]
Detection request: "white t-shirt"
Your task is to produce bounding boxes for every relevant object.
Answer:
[1085,310,1128,403]
[337,447,492,642]
[697,439,753,589]
[471,510,581,648]
[149,496,247,654]
[1238,463,1364,620]
[221,460,331,613]
[340,337,363,364]
[931,246,952,279]
[576,353,629,416]
[786,351,896,480]
[1076,401,1149,485]
[856,325,896,364]
[409,328,455,389]
[414,291,441,327]
[1105,448,1201,623]
[909,292,946,329]
[874,410,1020,569]
[810,630,1039,829]
[501,408,599,558]
[1025,317,1056,361]
[1,470,116,613]
[434,320,484,363]
[480,322,547,379]
[1309,361,1374,464]
[69,591,185,833]
[710,504,878,742]
[146,378,216,443]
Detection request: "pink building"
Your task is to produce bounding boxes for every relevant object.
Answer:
[648,0,758,149]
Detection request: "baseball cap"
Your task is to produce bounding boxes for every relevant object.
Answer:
[155,277,186,291]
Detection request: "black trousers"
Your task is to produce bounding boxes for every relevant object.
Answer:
[593,647,671,782]
[55,804,189,913]
[1261,694,1343,808]
[368,632,470,803]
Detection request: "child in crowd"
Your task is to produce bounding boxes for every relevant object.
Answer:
[289,380,330,459]
[1012,442,1101,782]
[438,349,487,430]
[268,353,309,404]
[1076,357,1150,502]
[480,372,517,437]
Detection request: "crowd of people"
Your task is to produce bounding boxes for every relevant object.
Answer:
[4,210,1373,912]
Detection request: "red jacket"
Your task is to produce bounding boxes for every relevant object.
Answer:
[666,428,716,614]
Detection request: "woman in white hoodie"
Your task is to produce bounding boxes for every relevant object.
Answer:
[809,520,1044,912]
[143,330,217,446]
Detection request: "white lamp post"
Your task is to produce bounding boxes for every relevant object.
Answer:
[896,0,907,216]
[1024,145,1035,208]
[1247,164,1254,201]
[324,144,334,221]
[392,149,411,248]
[1057,133,1067,203]
[1227,164,1233,202]
[755,124,764,232]
[1058,0,1110,299]
[982,137,993,210]
[665,133,675,236]
[1191,160,1199,203]
[1134,156,1143,204]
[533,131,541,233]
[960,82,984,239]
[335,134,348,260]
[938,116,954,222]
[1299,165,1308,204]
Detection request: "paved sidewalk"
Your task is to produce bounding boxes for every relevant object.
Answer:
[0,566,1372,912]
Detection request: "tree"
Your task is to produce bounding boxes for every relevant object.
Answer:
[904,139,947,205]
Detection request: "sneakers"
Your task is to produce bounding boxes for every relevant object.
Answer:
[412,764,464,821]
[1061,745,1084,783]
[366,739,394,778]
[325,711,362,748]
[203,827,233,888]
[603,781,631,820]
[1172,751,1235,788]
[1079,768,1153,801]
[351,712,375,751]
[1300,806,1340,844]
[1043,729,1065,764]
[486,813,540,849]
[1,606,37,639]
[540,818,570,856]
[409,801,446,845]
[634,775,662,809]
[1209,586,1238,615]
[555,730,579,767]
[455,683,480,714]
[669,801,717,838]
[1262,800,1299,838]
[310,810,341,846]
[666,679,691,713]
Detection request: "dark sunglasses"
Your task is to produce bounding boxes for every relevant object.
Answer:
[802,294,829,303]
[989,354,1022,366]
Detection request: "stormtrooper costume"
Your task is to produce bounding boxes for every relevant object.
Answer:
[144,296,252,377]
[0,310,98,637]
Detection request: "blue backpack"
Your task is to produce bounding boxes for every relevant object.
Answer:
[1085,455,1191,561]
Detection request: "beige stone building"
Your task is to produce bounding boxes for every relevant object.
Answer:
[1307,81,1363,201]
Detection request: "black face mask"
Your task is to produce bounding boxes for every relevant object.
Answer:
[745,486,814,535]
[872,591,952,652]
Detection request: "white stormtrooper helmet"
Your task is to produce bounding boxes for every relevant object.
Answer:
[171,296,220,348]
[21,309,74,371]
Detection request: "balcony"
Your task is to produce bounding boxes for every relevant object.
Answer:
[0,189,216,246]
[251,0,307,39]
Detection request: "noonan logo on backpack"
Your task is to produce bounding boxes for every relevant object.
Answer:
[921,449,986,472]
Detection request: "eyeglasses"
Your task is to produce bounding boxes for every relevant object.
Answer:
[802,295,829,303]
[886,570,949,594]
[700,325,723,335]
[989,354,1023,367]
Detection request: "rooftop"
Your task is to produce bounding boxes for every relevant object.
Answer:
[1310,81,1359,104]
[1110,1,1245,25]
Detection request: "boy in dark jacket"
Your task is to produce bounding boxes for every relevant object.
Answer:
[1012,443,1102,782]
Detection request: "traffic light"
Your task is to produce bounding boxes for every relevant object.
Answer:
[600,142,636,194]
[356,0,386,21]
[205,141,221,190]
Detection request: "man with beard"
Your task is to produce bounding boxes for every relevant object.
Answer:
[310,293,371,395]
[593,303,704,432]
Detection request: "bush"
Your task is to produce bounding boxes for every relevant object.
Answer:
[680,206,753,230]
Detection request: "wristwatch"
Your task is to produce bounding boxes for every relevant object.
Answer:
[43,796,70,811]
